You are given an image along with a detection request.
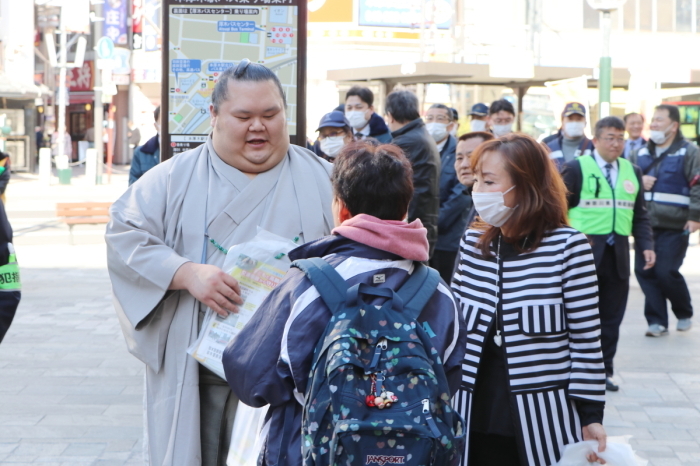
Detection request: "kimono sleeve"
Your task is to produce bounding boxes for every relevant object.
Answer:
[106,165,191,330]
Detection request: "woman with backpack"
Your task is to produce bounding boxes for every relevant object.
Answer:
[223,141,468,466]
[451,133,607,466]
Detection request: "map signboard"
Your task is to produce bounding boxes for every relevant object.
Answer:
[162,0,306,159]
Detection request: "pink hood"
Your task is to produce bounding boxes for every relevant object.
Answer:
[332,214,429,262]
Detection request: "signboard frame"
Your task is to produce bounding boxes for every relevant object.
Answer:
[160,0,307,161]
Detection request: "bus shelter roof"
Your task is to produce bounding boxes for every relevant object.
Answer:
[326,62,700,89]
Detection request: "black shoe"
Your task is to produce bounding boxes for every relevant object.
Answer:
[606,377,619,392]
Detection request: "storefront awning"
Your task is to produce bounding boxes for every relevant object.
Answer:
[0,73,43,100]
[327,62,700,90]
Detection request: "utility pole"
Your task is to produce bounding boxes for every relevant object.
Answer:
[55,11,69,180]
[93,0,103,184]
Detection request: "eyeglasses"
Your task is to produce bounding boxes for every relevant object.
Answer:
[425,116,452,123]
[600,136,625,144]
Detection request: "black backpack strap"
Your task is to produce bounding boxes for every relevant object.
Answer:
[291,257,348,315]
[397,263,441,320]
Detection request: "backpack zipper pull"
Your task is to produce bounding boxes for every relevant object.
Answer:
[368,338,386,372]
[422,398,441,437]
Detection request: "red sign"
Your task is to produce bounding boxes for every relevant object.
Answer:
[67,61,94,92]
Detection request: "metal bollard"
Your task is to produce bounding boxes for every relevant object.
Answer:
[39,148,52,185]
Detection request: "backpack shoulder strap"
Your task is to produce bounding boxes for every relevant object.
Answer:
[396,263,441,320]
[291,257,348,315]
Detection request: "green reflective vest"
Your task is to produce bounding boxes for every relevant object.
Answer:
[569,155,638,236]
[0,246,21,291]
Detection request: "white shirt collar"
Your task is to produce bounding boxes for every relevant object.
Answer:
[356,123,371,138]
[593,150,619,187]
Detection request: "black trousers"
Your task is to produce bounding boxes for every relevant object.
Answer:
[199,364,238,466]
[429,249,459,284]
[597,244,629,378]
[468,433,522,466]
[635,228,693,328]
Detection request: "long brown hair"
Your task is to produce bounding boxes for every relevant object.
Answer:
[469,133,569,257]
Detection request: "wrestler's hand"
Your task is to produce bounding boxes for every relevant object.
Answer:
[583,423,607,464]
[170,262,243,316]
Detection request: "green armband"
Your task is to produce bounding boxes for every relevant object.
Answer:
[0,253,21,290]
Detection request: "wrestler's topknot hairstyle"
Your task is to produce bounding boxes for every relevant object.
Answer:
[211,59,287,112]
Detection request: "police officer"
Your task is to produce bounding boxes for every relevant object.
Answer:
[629,104,700,337]
[562,116,654,391]
[545,102,595,171]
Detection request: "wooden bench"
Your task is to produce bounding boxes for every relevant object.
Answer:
[56,202,112,244]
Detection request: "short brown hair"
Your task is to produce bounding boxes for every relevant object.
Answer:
[458,131,495,143]
[470,133,568,257]
[332,141,413,221]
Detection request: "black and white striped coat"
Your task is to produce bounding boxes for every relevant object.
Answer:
[451,227,605,466]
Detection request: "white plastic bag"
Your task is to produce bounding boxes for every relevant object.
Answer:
[187,229,298,379]
[555,437,647,466]
[226,403,270,466]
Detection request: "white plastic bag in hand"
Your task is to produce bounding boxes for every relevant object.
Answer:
[556,437,647,466]
[227,402,269,466]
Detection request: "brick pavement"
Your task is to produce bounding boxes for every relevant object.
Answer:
[1,172,700,465]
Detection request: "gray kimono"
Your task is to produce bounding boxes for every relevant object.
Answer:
[106,138,333,465]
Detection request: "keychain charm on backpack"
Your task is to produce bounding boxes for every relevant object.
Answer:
[366,373,398,408]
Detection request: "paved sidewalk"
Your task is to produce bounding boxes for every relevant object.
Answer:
[1,173,700,464]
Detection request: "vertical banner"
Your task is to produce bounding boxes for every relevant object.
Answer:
[161,0,307,159]
[104,0,128,46]
[132,0,144,50]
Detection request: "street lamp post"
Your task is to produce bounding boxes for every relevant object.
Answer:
[587,0,626,119]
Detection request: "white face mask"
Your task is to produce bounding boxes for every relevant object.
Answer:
[492,123,513,137]
[472,185,517,227]
[470,120,487,132]
[345,110,369,130]
[449,126,458,138]
[426,122,449,143]
[564,121,585,138]
[649,124,674,145]
[320,136,345,158]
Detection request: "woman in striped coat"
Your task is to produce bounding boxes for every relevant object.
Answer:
[451,134,607,466]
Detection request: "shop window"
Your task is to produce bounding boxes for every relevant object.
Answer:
[676,0,693,31]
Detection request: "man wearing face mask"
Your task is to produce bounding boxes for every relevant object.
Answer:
[629,104,700,337]
[545,102,595,172]
[386,90,441,258]
[129,105,161,185]
[468,103,489,133]
[312,111,354,162]
[562,116,655,392]
[343,86,392,143]
[487,99,516,137]
[425,103,465,281]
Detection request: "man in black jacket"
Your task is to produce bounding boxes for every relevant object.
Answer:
[386,90,440,257]
[562,116,654,392]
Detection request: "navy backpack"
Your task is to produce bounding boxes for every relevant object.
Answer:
[291,258,465,466]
